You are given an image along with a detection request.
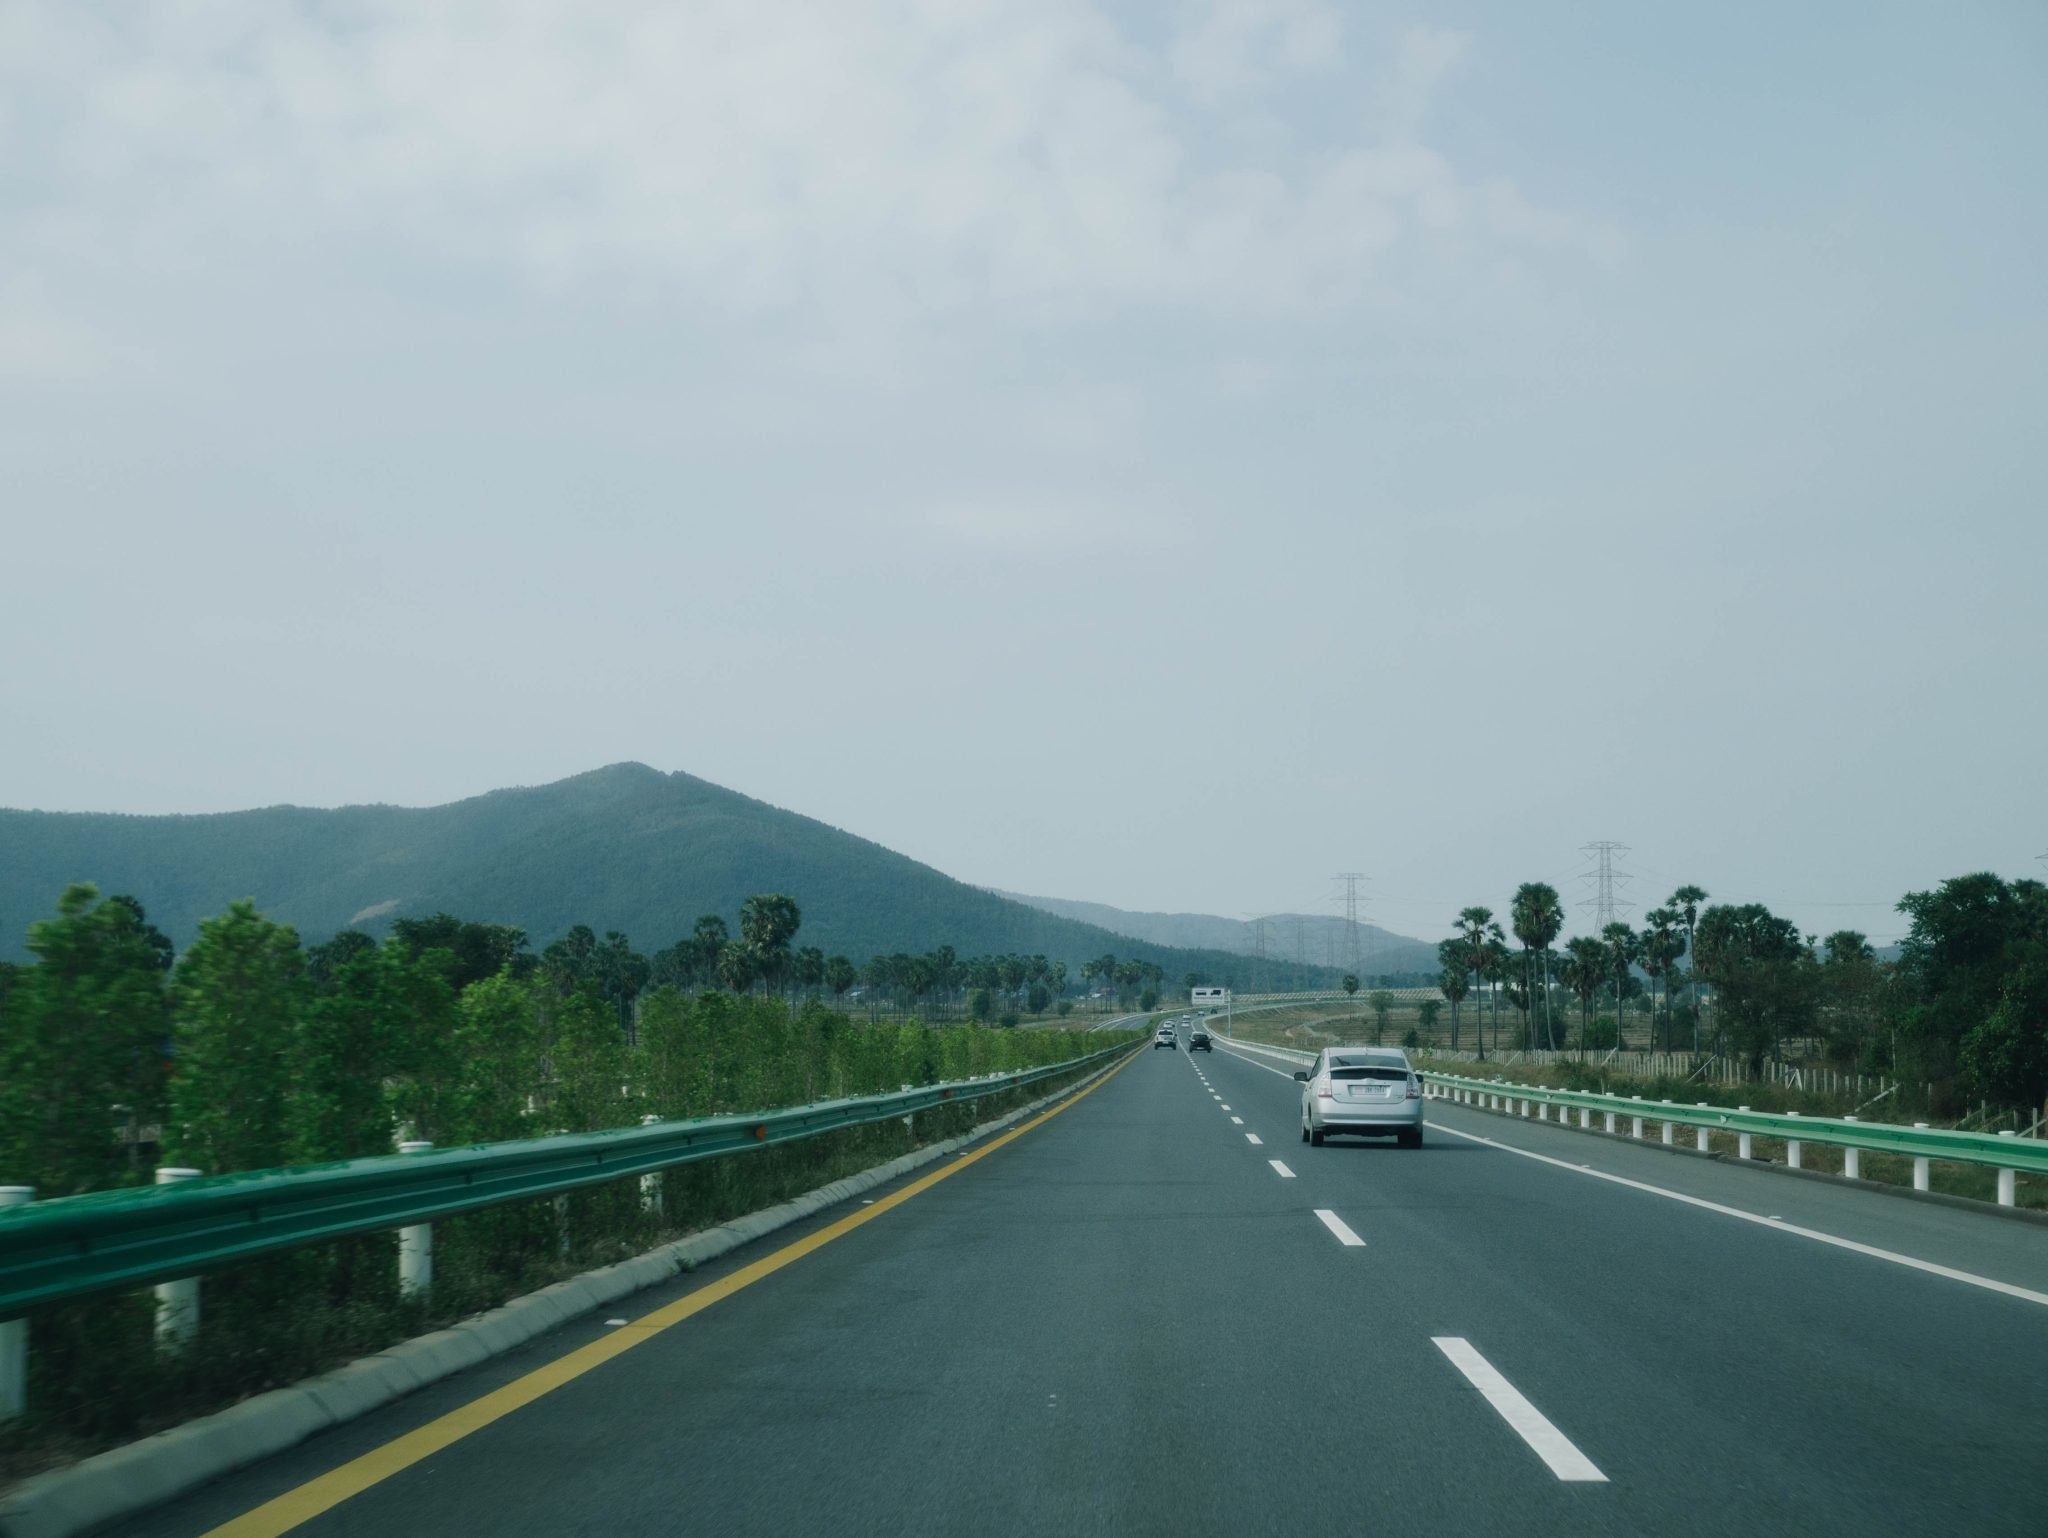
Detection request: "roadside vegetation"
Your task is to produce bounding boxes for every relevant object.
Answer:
[0,884,1139,1480]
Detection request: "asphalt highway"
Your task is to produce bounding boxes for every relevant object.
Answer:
[120,1030,2048,1538]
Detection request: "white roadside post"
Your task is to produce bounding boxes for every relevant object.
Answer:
[639,1115,663,1216]
[398,1141,434,1299]
[1911,1125,1930,1192]
[1786,1111,1802,1169]
[1736,1108,1753,1161]
[1997,1133,2017,1206]
[0,1187,30,1421]
[1604,1108,1616,1134]
[1843,1117,1861,1180]
[1695,1106,1710,1153]
[1630,1097,1644,1139]
[153,1168,202,1347]
[1660,1101,1675,1145]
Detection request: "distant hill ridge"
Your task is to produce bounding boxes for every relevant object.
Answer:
[0,763,1343,988]
[989,890,1438,974]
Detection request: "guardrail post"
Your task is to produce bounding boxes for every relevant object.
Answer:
[1603,1109,1616,1133]
[639,1115,664,1215]
[398,1141,433,1298]
[154,1168,202,1347]
[1843,1117,1860,1179]
[1695,1106,1710,1152]
[1659,1101,1674,1144]
[1785,1112,1802,1169]
[1997,1133,2017,1206]
[1910,1126,1930,1191]
[0,1187,29,1420]
[1736,1109,1753,1161]
[1629,1097,1644,1138]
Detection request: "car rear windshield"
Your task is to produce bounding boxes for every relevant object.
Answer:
[1327,1055,1408,1080]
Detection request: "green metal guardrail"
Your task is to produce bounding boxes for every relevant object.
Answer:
[0,1041,1138,1325]
[1209,1037,2044,1203]
[1419,1072,2048,1176]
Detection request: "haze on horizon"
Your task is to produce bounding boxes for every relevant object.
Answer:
[4,3,2044,949]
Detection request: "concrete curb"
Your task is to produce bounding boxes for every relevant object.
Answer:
[0,1053,1132,1538]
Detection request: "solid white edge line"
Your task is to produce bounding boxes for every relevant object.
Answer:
[1313,1208,1365,1246]
[1423,1120,2048,1309]
[1269,1160,1296,1178]
[1433,1337,1607,1483]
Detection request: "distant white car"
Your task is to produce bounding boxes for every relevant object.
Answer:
[1296,1047,1422,1147]
[1152,1025,1178,1050]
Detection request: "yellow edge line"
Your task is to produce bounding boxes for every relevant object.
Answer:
[201,1052,1138,1538]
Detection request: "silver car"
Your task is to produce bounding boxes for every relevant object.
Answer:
[1296,1047,1423,1147]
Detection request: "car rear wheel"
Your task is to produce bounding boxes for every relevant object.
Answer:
[1309,1124,1326,1147]
[1399,1128,1422,1149]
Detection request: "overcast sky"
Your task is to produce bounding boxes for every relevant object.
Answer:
[4,2,2044,947]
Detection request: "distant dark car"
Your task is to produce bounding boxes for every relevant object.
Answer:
[1153,1027,1177,1050]
[1188,1029,1212,1052]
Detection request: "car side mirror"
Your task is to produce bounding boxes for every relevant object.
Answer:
[1293,1071,1309,1082]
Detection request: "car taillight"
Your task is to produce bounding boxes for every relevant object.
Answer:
[1315,1078,1333,1099]
[1406,1076,1421,1100]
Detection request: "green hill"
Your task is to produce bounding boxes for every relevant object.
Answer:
[989,890,1439,974]
[0,762,1342,987]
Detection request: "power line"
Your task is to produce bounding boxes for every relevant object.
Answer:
[1333,872,1367,979]
[1576,841,1633,929]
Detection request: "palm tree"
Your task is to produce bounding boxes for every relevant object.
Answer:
[1510,884,1565,1050]
[1438,959,1470,1051]
[1457,908,1494,1060]
[1640,908,1683,1049]
[1600,922,1639,1051]
[1668,886,1708,1053]
[1562,936,1605,1049]
[1480,933,1511,1055]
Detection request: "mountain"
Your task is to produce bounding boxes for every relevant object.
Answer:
[990,890,1440,975]
[0,763,1343,987]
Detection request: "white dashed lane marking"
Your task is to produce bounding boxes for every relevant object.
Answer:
[1432,1337,1607,1483]
[1313,1209,1365,1247]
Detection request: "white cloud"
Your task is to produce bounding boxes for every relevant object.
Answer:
[0,3,1614,323]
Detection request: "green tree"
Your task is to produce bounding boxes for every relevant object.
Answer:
[0,885,173,1195]
[1667,885,1709,1051]
[1639,908,1685,1050]
[167,900,309,1173]
[388,914,531,989]
[446,968,548,1141]
[1692,903,1813,1072]
[1416,998,1442,1039]
[1600,923,1639,1055]
[715,941,760,995]
[1561,936,1605,1049]
[1960,953,2048,1123]
[1437,943,1471,1051]
[1368,990,1394,1043]
[1457,909,1496,1060]
[296,941,455,1162]
[740,893,802,995]
[1342,973,1360,998]
[823,954,857,1000]
[1896,874,2048,1110]
[1510,883,1565,1050]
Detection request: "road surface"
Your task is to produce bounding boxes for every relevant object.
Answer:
[117,1033,2048,1537]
